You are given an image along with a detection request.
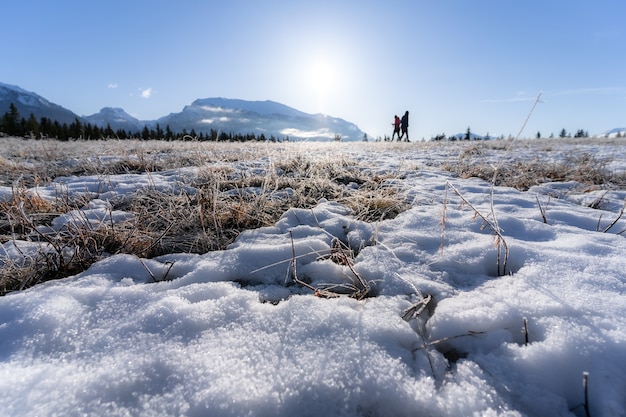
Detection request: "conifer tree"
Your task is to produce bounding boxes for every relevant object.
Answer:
[1,103,20,135]
[25,113,39,137]
[465,127,471,141]
[141,125,150,140]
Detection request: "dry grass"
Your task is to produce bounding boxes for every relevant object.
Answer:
[2,137,625,295]
[290,233,371,300]
[442,139,626,191]
[0,193,148,293]
[0,139,410,294]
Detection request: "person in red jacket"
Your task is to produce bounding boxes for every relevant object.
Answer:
[392,115,401,141]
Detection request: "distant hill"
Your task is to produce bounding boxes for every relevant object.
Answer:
[0,83,366,141]
[602,127,626,137]
[83,107,145,132]
[152,98,364,141]
[0,82,81,125]
[450,132,495,140]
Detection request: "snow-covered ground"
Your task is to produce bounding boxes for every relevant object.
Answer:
[1,139,625,416]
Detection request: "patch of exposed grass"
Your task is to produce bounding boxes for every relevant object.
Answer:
[442,143,626,191]
[0,141,409,294]
[0,192,151,293]
[2,137,626,295]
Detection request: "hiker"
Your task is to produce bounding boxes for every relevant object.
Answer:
[392,115,401,141]
[400,111,409,142]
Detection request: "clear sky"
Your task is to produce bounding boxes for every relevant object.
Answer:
[2,0,625,140]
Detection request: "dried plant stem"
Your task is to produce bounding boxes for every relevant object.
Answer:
[288,231,325,295]
[401,294,432,321]
[401,293,435,377]
[137,222,175,256]
[514,92,543,142]
[470,92,542,275]
[440,185,448,253]
[601,201,625,233]
[288,231,369,300]
[583,372,590,417]
[446,182,509,276]
[333,238,370,299]
[139,258,175,282]
[412,330,488,352]
[536,196,548,224]
[523,317,529,345]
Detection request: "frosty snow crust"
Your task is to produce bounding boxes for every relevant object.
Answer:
[1,140,625,416]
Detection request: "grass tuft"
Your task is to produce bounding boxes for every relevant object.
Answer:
[0,140,408,294]
[2,137,626,295]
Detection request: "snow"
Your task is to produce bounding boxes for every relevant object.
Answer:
[83,107,143,130]
[193,98,308,118]
[0,82,45,108]
[603,128,626,138]
[1,140,626,416]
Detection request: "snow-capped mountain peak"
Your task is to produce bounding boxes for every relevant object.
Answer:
[603,127,626,137]
[1,83,366,140]
[155,97,363,141]
[83,107,143,131]
[191,98,307,118]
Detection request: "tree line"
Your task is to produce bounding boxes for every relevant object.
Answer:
[0,103,287,142]
[430,126,592,141]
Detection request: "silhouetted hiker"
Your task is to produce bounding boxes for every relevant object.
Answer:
[400,111,409,142]
[392,115,401,141]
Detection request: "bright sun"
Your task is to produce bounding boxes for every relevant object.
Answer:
[309,61,336,93]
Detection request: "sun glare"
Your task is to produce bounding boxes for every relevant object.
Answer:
[309,61,336,93]
[304,59,339,112]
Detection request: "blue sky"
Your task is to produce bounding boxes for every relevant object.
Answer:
[2,0,625,139]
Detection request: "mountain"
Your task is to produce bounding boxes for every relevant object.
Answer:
[603,127,626,137]
[83,107,145,132]
[0,82,81,125]
[450,132,495,140]
[152,98,365,141]
[0,83,366,141]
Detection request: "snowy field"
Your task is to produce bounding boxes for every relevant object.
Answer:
[1,138,625,416]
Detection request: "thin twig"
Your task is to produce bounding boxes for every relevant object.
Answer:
[440,185,448,253]
[135,221,175,256]
[412,330,488,352]
[523,317,529,345]
[583,372,590,417]
[602,201,625,233]
[288,230,318,293]
[447,182,509,275]
[138,257,156,282]
[401,294,432,321]
[536,196,548,224]
[333,238,370,299]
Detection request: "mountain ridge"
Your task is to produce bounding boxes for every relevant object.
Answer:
[150,97,362,141]
[0,83,365,141]
[0,82,82,125]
